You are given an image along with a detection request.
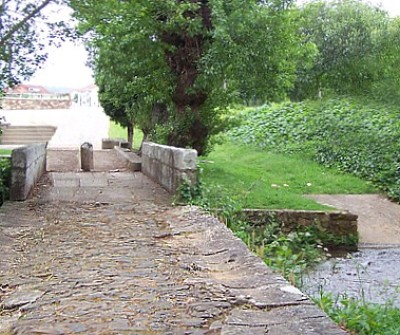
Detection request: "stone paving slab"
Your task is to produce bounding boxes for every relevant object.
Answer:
[36,172,170,204]
[0,170,344,334]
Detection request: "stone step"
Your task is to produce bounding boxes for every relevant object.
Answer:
[0,126,57,145]
[1,125,57,131]
[1,133,55,139]
[113,146,142,171]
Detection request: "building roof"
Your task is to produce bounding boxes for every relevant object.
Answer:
[5,84,50,94]
[75,84,98,93]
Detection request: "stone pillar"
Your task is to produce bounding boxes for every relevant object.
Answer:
[80,142,94,171]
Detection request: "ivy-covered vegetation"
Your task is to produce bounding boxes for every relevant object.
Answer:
[229,97,400,202]
[0,157,11,206]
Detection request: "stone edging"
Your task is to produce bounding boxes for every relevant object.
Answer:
[141,142,197,194]
[10,144,47,201]
[240,208,358,243]
[113,146,142,171]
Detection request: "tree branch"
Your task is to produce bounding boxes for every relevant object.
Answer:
[0,0,53,48]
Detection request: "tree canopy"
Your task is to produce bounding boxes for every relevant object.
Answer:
[291,0,395,100]
[0,0,68,89]
[71,0,306,154]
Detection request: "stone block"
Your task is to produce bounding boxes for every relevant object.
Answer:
[10,144,46,201]
[120,141,130,149]
[102,138,116,149]
[102,138,129,149]
[141,142,198,194]
[113,147,142,171]
[141,142,155,158]
[240,209,358,247]
[173,148,197,170]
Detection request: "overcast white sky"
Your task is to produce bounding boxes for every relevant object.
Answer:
[27,0,400,89]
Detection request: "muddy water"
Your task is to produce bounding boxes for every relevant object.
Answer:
[302,246,400,306]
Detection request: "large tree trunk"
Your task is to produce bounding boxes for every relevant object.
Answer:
[138,131,149,155]
[127,122,133,149]
[160,0,212,155]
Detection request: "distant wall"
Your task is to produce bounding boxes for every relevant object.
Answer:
[1,99,71,110]
[141,142,197,194]
[10,144,47,201]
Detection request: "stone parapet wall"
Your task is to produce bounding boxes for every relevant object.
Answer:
[141,142,197,194]
[2,99,71,110]
[10,144,47,201]
[240,209,358,237]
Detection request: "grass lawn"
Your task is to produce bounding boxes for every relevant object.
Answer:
[200,141,377,210]
[0,149,11,155]
[108,121,144,150]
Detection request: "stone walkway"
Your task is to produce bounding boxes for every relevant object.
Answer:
[308,194,400,245]
[0,152,344,334]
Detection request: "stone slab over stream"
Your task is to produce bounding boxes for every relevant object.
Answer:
[0,150,345,334]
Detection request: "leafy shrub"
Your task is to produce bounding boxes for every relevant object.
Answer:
[316,292,400,335]
[0,157,11,206]
[229,97,400,202]
[229,102,313,153]
[230,218,328,286]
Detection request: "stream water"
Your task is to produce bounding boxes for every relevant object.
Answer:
[302,246,400,307]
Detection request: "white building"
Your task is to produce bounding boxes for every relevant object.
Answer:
[72,84,100,108]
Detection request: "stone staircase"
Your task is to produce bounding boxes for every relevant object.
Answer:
[0,125,57,145]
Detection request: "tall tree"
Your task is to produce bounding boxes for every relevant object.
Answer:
[292,0,388,99]
[371,16,400,104]
[0,0,69,133]
[0,0,65,88]
[71,0,306,155]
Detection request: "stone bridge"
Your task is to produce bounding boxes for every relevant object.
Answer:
[0,143,345,334]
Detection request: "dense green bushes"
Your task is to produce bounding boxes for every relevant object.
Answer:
[317,293,400,335]
[229,98,400,202]
[0,157,11,206]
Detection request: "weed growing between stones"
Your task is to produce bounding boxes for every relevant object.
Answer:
[315,291,400,334]
[229,219,329,286]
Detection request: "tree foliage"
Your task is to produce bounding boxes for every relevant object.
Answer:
[0,0,68,89]
[292,0,389,99]
[71,0,306,155]
[371,16,400,104]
